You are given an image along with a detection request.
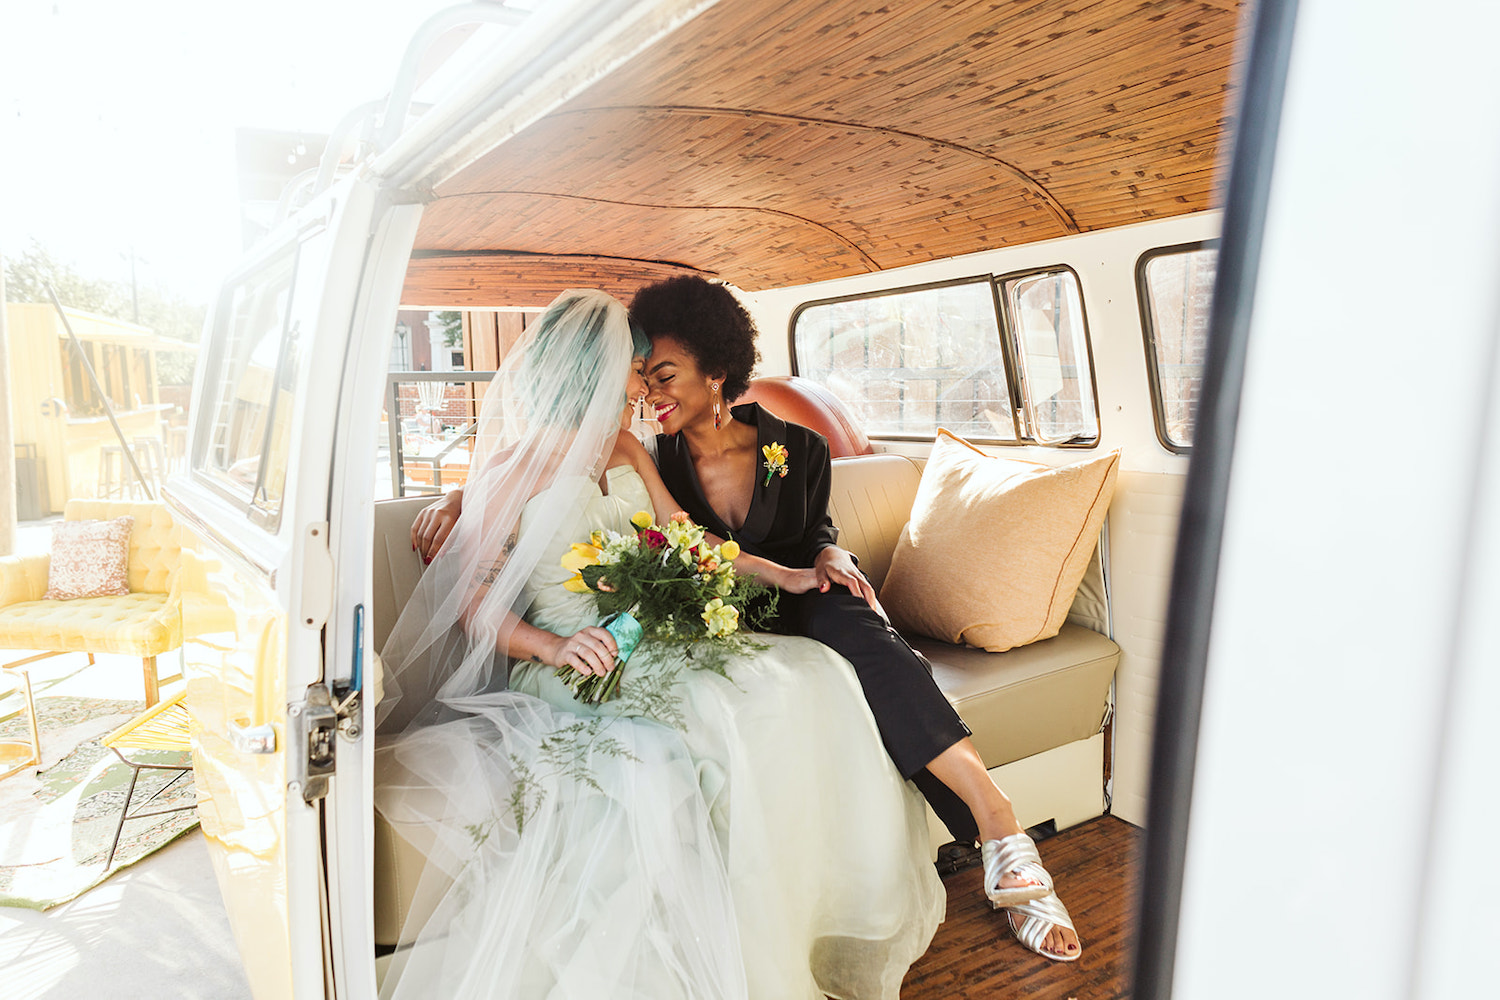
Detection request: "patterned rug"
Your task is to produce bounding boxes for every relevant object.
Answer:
[0,696,200,910]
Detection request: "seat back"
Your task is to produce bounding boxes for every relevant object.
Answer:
[63,500,180,594]
[737,376,874,458]
[372,497,437,654]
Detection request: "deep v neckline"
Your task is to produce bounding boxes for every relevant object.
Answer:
[673,403,783,542]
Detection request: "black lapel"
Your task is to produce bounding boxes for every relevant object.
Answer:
[739,402,787,542]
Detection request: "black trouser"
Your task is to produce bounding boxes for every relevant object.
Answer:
[772,588,980,844]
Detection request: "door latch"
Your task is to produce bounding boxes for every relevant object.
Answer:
[288,683,339,803]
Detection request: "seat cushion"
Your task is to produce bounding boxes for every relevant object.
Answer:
[915,623,1119,768]
[0,593,182,655]
[880,432,1119,652]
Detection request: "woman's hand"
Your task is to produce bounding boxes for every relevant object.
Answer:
[542,626,619,677]
[412,489,464,562]
[814,546,882,613]
[776,566,820,594]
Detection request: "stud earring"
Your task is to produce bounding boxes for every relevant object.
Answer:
[711,382,722,430]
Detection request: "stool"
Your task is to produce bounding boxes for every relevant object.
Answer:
[100,690,195,868]
[97,445,128,499]
[131,436,166,495]
[0,663,42,781]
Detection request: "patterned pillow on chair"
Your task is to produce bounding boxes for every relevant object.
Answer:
[43,516,135,600]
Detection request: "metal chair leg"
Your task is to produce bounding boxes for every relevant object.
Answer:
[106,763,143,868]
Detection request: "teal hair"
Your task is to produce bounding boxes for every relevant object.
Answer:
[630,318,652,360]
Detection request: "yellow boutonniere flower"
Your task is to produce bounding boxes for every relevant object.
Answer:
[762,442,789,486]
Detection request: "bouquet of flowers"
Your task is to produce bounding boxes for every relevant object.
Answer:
[558,511,776,703]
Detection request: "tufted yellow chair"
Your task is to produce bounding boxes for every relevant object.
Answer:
[0,501,183,706]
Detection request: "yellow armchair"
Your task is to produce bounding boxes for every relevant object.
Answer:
[0,500,183,706]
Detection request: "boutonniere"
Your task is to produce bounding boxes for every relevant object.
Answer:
[762,442,790,486]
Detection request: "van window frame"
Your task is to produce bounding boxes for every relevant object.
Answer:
[788,274,1021,443]
[190,237,304,532]
[993,262,1102,448]
[1135,239,1220,455]
[788,268,1101,447]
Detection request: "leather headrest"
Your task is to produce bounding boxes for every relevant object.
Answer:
[736,376,874,458]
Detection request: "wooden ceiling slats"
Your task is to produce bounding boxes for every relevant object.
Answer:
[401,254,711,310]
[406,0,1244,302]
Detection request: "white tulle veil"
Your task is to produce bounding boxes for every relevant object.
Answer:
[372,290,747,999]
[378,289,637,731]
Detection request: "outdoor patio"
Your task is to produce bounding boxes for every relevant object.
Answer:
[1,518,251,1000]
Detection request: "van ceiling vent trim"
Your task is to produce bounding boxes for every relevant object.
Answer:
[547,105,1082,235]
[399,252,716,309]
[431,189,883,270]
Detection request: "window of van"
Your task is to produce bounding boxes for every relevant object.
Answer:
[996,267,1099,444]
[791,270,1100,445]
[791,278,1017,441]
[193,244,302,526]
[1137,242,1217,452]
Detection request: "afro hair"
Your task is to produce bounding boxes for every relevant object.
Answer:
[629,276,760,402]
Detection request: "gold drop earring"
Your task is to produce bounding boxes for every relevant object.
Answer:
[711,382,722,430]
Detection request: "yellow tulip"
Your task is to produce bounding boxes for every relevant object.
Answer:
[563,573,590,593]
[718,540,740,561]
[631,510,654,529]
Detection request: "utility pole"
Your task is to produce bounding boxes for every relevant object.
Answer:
[0,254,16,556]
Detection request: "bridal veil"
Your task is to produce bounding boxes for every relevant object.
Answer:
[374,290,747,999]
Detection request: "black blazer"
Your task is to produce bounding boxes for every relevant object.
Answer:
[654,402,838,569]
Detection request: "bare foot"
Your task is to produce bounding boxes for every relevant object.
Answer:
[1008,909,1081,959]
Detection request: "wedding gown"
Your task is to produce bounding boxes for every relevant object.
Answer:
[507,465,945,1000]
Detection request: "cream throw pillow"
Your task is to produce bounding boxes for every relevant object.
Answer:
[44,516,134,600]
[880,431,1119,652]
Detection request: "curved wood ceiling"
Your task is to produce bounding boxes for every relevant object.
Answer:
[406,0,1245,306]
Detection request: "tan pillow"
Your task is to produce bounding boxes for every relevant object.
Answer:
[879,431,1118,652]
[44,516,134,600]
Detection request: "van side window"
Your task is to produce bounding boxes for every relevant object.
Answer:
[792,270,1100,446]
[996,267,1099,445]
[194,245,302,526]
[1137,243,1217,452]
[791,279,1018,441]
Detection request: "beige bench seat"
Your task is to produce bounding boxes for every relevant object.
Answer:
[913,626,1116,770]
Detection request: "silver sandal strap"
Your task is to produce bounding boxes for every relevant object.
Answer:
[981,833,1055,897]
[1007,889,1077,954]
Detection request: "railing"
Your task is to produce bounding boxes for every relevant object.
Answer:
[385,371,495,497]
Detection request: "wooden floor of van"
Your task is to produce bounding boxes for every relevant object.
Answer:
[902,815,1138,999]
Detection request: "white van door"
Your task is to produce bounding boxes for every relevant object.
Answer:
[166,178,416,999]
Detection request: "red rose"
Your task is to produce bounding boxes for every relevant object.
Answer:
[642,528,668,549]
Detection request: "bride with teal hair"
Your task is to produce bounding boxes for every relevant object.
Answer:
[375,289,943,1000]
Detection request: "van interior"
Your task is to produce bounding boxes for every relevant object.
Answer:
[166,0,1500,995]
[338,1,1245,994]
